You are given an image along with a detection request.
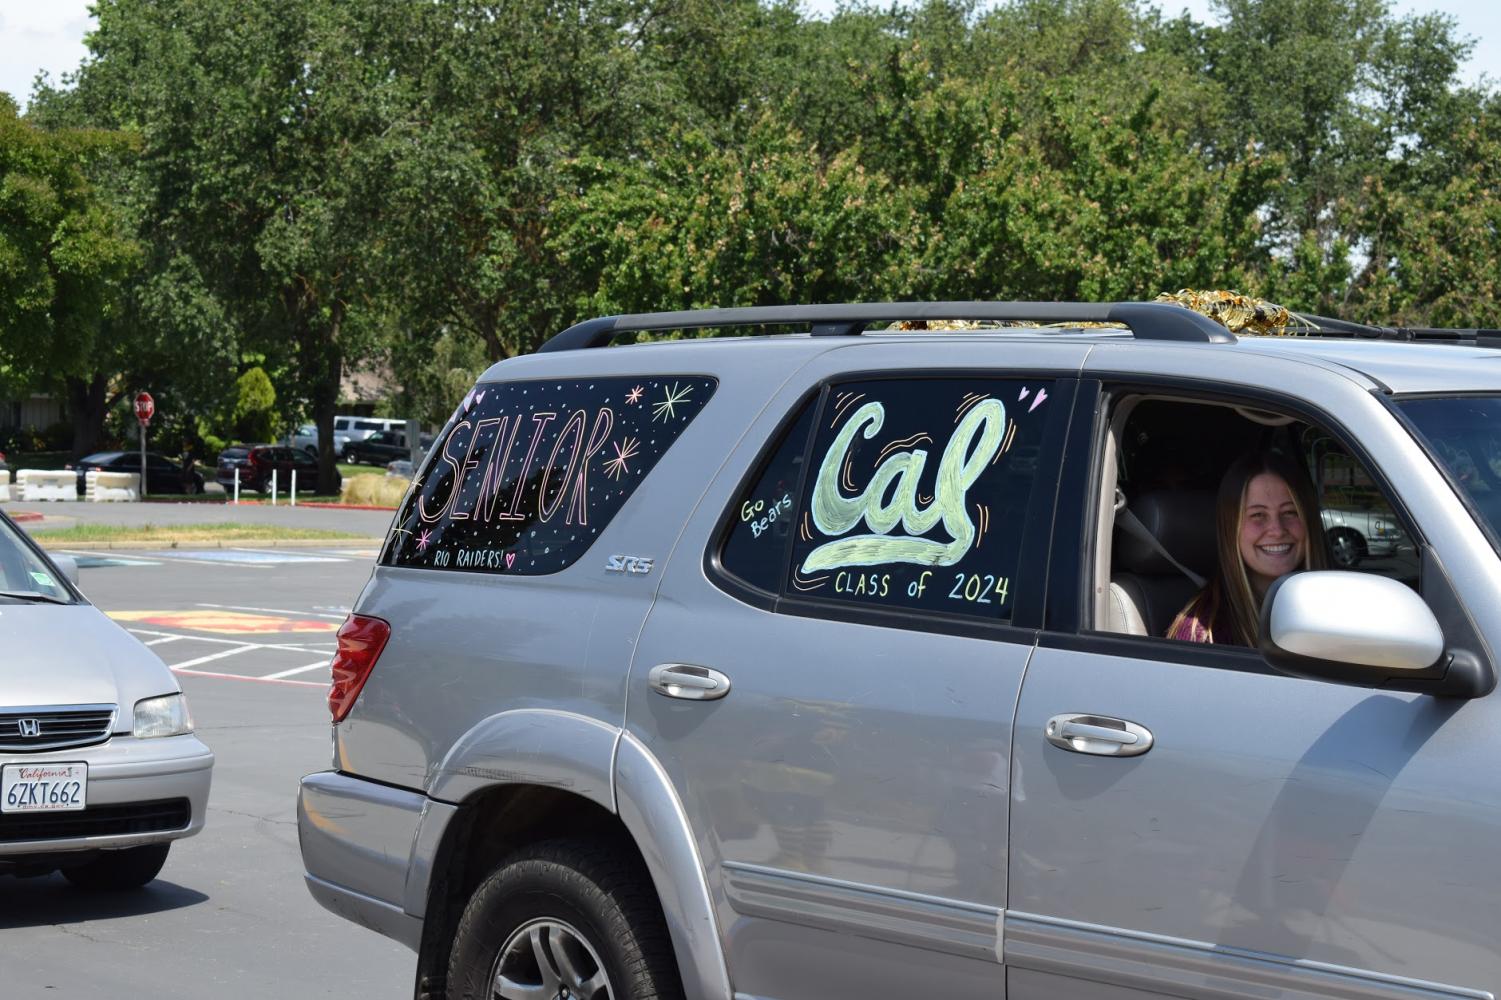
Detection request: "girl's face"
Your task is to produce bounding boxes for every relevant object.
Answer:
[1239,472,1306,596]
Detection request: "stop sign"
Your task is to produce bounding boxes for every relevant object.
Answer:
[134,391,155,426]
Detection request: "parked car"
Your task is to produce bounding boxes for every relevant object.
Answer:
[68,451,204,496]
[0,508,212,887]
[1321,504,1406,567]
[384,458,414,479]
[288,417,410,458]
[335,415,403,453]
[287,423,319,457]
[215,445,338,494]
[300,302,1501,1000]
[342,429,432,466]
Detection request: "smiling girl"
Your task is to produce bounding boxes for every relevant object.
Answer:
[1167,451,1328,645]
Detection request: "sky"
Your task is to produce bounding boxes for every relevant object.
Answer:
[0,0,1496,113]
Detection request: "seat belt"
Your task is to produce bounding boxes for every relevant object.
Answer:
[1116,505,1207,589]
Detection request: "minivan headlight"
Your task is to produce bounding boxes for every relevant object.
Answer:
[133,694,193,738]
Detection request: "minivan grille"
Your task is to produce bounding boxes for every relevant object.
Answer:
[0,706,116,752]
[0,799,190,842]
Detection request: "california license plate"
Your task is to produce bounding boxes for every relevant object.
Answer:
[1,763,87,813]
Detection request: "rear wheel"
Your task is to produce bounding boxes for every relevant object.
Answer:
[446,840,682,1000]
[342,447,358,464]
[1329,528,1365,569]
[62,843,170,890]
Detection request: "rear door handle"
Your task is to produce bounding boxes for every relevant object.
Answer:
[1045,714,1154,757]
[649,663,732,701]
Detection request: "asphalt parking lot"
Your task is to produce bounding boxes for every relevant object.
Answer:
[2,537,416,999]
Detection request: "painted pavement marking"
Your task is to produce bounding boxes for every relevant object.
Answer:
[172,666,325,689]
[61,553,164,568]
[170,645,261,670]
[260,660,333,680]
[127,549,347,565]
[195,602,348,621]
[110,609,339,635]
[126,627,333,654]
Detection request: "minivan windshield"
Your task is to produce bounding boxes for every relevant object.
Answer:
[0,516,74,603]
[1398,395,1501,549]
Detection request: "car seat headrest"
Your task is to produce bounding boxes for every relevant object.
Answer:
[1116,490,1218,578]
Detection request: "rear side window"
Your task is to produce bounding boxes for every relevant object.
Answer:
[385,376,716,575]
[786,377,1059,624]
[718,398,818,593]
[718,377,1061,624]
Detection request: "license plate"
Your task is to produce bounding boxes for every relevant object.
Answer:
[1,763,87,813]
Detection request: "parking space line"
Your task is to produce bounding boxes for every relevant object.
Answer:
[172,666,326,689]
[170,645,260,669]
[144,635,186,646]
[82,551,278,569]
[194,602,347,621]
[261,660,332,680]
[127,627,333,655]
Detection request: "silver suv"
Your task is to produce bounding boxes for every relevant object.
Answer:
[299,303,1501,1000]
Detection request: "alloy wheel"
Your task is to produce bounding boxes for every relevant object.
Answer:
[491,918,613,1000]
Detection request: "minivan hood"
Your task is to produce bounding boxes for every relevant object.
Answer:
[0,604,178,725]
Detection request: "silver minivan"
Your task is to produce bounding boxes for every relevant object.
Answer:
[300,303,1501,1000]
[1,511,213,887]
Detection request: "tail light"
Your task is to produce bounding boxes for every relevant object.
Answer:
[328,614,391,723]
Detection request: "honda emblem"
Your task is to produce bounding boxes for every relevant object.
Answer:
[17,718,41,738]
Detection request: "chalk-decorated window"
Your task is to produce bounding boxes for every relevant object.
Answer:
[384,376,717,575]
[787,378,1059,622]
[718,398,818,593]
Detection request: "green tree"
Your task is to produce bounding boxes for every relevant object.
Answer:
[77,0,424,488]
[230,366,278,443]
[0,95,141,453]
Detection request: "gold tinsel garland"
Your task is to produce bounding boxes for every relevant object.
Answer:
[1153,289,1307,337]
[888,290,1310,336]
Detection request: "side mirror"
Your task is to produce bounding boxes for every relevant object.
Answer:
[1262,571,1443,673]
[50,553,80,586]
[1257,569,1500,696]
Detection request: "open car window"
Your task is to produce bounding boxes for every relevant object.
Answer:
[1102,396,1418,644]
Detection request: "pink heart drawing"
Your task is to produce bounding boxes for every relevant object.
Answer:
[1018,386,1030,401]
[475,390,486,405]
[1028,387,1048,412]
[504,552,515,569]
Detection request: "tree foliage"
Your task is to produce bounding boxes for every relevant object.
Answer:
[0,96,139,411]
[1,0,1496,453]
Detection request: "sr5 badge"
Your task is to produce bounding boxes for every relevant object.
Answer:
[605,554,655,575]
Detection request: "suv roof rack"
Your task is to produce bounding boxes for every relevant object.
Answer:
[1296,315,1501,346]
[538,301,1236,353]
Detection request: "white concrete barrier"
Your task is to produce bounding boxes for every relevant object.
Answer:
[85,470,140,502]
[0,469,10,502]
[18,469,78,502]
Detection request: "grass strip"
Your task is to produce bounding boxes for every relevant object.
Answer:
[28,522,367,544]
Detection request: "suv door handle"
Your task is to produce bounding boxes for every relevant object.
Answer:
[649,663,732,701]
[1045,714,1154,757]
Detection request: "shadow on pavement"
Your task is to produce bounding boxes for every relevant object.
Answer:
[0,876,209,928]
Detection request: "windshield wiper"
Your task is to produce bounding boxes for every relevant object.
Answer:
[0,590,71,605]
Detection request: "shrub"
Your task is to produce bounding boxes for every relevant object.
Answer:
[340,473,408,507]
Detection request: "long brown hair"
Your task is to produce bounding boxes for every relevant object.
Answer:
[1170,451,1327,646]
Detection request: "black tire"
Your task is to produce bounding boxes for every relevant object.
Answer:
[342,448,358,465]
[447,840,682,1000]
[62,843,170,890]
[1329,528,1364,569]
